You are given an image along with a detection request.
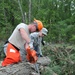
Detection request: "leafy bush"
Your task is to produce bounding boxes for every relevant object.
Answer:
[42,43,75,75]
[0,41,5,60]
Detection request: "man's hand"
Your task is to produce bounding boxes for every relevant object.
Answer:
[25,42,33,50]
[28,42,34,50]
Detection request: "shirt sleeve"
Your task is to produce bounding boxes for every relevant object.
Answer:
[30,32,39,38]
[30,32,39,48]
[17,23,27,30]
[38,37,43,55]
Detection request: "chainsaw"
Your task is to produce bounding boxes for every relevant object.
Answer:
[26,47,40,74]
[26,46,38,63]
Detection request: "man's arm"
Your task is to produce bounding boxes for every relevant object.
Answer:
[19,28,31,50]
[19,28,30,44]
[29,32,39,49]
[41,38,45,46]
[38,37,43,56]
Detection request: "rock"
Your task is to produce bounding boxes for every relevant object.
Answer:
[0,61,2,66]
[0,62,32,75]
[31,72,40,75]
[0,56,51,75]
[37,56,51,66]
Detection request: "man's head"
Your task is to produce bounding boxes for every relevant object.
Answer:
[29,19,43,32]
[39,28,48,37]
[33,19,43,31]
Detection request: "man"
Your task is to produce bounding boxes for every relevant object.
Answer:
[30,28,48,57]
[2,19,43,66]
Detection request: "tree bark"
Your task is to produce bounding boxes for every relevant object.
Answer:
[18,0,25,23]
[29,0,31,23]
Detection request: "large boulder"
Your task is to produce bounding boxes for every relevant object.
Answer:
[0,56,51,75]
[37,56,51,66]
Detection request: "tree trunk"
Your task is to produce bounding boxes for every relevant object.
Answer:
[18,0,25,23]
[29,0,31,23]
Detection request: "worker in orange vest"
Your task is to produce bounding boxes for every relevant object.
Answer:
[2,19,43,66]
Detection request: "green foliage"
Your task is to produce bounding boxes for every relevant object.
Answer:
[0,41,5,59]
[0,23,14,40]
[51,65,61,74]
[69,35,75,43]
[42,44,75,75]
[41,67,56,75]
[0,0,75,42]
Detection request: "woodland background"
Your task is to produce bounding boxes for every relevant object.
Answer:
[0,0,75,43]
[0,0,75,75]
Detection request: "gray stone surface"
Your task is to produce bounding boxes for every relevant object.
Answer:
[0,56,51,75]
[37,56,51,66]
[0,62,31,75]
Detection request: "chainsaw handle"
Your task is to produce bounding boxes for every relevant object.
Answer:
[26,47,38,63]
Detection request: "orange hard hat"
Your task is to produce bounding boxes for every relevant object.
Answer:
[34,19,43,31]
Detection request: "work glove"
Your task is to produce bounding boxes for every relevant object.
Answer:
[28,42,34,50]
[42,41,46,46]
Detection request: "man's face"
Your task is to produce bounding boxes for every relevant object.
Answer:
[39,32,45,37]
[42,34,45,37]
[30,25,38,32]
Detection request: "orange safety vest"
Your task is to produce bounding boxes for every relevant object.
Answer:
[2,43,21,66]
